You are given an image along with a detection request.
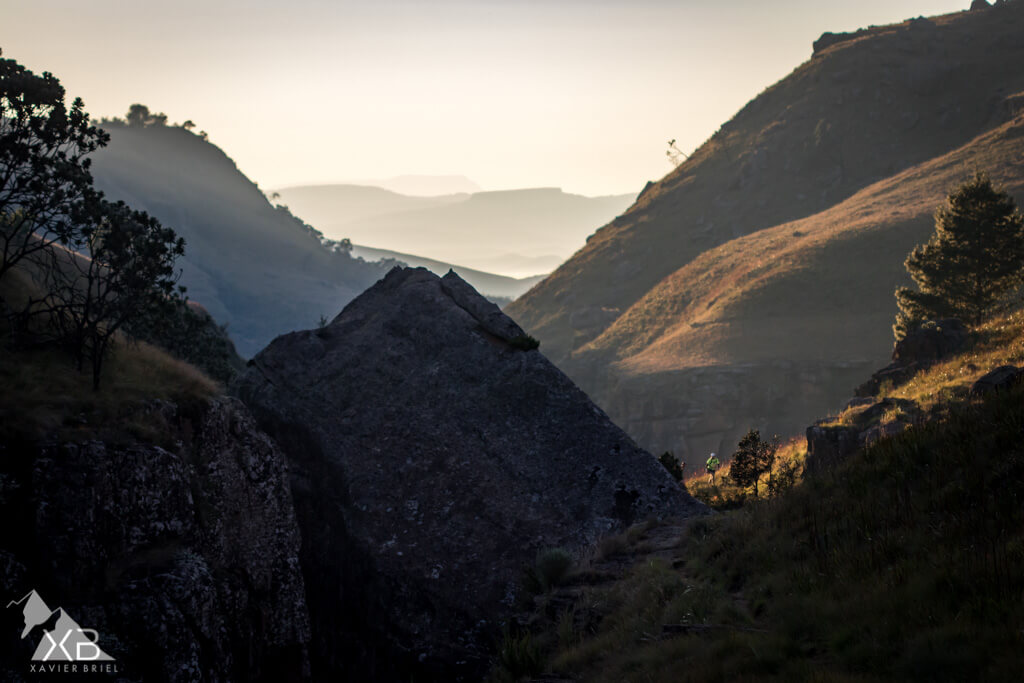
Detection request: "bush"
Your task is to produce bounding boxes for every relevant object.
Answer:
[508,334,540,351]
[497,627,543,679]
[657,451,683,481]
[535,547,574,592]
[127,300,244,386]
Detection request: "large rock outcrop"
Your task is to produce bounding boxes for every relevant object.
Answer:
[0,397,310,682]
[235,267,704,681]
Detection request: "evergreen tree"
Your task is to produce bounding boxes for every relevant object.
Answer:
[728,429,777,498]
[894,172,1024,340]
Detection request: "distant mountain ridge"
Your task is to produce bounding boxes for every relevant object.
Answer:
[349,174,480,196]
[507,3,1024,462]
[274,184,636,277]
[349,244,545,301]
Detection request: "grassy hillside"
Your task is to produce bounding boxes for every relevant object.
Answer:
[509,4,1024,361]
[90,124,392,356]
[495,316,1024,682]
[582,117,1024,373]
[506,3,1024,460]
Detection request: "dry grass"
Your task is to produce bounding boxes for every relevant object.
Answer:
[817,309,1024,433]
[0,339,219,441]
[888,310,1024,409]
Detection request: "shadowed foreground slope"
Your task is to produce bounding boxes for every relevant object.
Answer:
[501,313,1024,683]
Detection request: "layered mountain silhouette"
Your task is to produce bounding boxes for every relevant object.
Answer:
[235,266,704,681]
[274,184,635,277]
[349,243,545,301]
[349,174,481,196]
[507,4,1024,460]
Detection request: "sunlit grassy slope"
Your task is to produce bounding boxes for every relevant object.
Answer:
[826,310,1024,430]
[508,4,1024,370]
[580,116,1024,374]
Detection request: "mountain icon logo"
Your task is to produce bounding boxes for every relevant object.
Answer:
[6,590,114,662]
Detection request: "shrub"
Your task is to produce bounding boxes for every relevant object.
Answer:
[127,300,244,386]
[535,547,574,591]
[497,627,543,679]
[508,334,540,351]
[657,451,683,481]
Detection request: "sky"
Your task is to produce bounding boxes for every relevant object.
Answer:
[3,0,968,197]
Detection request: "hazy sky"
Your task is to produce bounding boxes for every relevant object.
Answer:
[4,0,967,196]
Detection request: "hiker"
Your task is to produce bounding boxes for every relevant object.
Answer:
[706,452,720,484]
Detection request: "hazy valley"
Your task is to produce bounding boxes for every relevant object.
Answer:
[273,183,635,278]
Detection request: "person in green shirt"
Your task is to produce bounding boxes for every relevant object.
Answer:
[706,452,721,484]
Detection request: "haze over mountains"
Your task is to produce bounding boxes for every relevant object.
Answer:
[85,128,551,355]
[347,244,545,302]
[346,174,481,196]
[508,3,1024,461]
[274,184,635,277]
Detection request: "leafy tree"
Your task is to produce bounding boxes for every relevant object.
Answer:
[894,172,1024,340]
[728,429,777,498]
[43,194,185,388]
[125,103,168,128]
[0,52,108,287]
[125,103,150,127]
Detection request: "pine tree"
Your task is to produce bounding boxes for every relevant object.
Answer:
[728,429,777,498]
[894,172,1024,340]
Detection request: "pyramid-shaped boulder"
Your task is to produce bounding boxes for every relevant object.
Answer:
[235,267,704,681]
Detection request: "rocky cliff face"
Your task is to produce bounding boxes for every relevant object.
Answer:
[0,398,310,682]
[235,266,704,681]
